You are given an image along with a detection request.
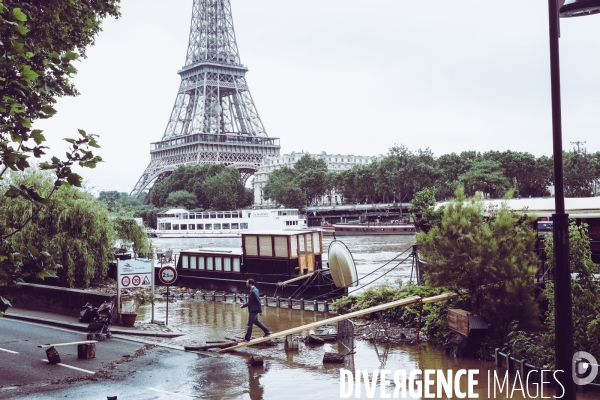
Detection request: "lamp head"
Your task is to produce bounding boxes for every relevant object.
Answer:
[560,0,600,17]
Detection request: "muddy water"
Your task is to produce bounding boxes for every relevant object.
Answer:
[143,235,599,399]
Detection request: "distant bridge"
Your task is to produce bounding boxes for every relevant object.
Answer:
[303,202,411,227]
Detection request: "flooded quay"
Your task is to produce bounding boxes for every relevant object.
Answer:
[140,236,600,399]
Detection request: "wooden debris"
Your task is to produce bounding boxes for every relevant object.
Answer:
[77,343,96,360]
[323,352,345,364]
[248,355,264,366]
[184,341,237,351]
[306,330,325,344]
[46,347,61,364]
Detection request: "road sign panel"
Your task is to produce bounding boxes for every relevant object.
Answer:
[159,265,177,285]
[132,275,141,286]
[121,276,131,287]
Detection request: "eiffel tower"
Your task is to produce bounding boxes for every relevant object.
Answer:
[131,0,280,198]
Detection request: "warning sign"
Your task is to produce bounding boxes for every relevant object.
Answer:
[132,275,141,286]
[142,275,151,285]
[121,276,131,287]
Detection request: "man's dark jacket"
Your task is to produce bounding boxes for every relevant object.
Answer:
[241,286,262,313]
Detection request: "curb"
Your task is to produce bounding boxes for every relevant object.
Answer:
[3,313,185,338]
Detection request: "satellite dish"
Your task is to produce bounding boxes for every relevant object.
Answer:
[328,240,358,288]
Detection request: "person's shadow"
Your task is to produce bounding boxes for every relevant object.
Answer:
[248,363,266,399]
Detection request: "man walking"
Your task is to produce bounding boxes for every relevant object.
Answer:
[239,279,271,342]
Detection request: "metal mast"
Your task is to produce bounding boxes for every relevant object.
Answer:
[131,0,280,197]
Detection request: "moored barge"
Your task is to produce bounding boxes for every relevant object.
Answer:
[170,229,351,299]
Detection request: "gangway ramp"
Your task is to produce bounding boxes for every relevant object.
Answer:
[220,292,457,353]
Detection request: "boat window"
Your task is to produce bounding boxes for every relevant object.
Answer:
[291,236,298,257]
[173,224,179,230]
[233,258,240,272]
[299,234,305,255]
[215,257,222,271]
[247,212,251,218]
[206,257,214,270]
[180,224,187,230]
[259,235,273,257]
[245,235,258,256]
[165,223,171,230]
[240,223,248,229]
[313,232,320,253]
[217,212,224,218]
[274,236,288,258]
[224,257,231,271]
[214,223,221,230]
[183,214,188,220]
[197,224,203,230]
[205,224,212,230]
[306,234,313,253]
[182,256,189,269]
[224,212,231,218]
[189,215,196,220]
[190,256,197,269]
[188,224,195,230]
[222,223,230,229]
[231,223,239,229]
[210,213,217,219]
[198,257,205,270]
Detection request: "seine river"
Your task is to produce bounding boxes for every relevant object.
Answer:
[140,235,598,399]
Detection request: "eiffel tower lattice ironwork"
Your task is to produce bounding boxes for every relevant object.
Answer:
[131,0,280,198]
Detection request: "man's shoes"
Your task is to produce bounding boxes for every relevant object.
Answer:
[239,339,248,343]
[263,332,271,338]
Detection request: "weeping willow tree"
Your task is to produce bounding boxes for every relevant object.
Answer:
[0,169,114,288]
[112,216,151,255]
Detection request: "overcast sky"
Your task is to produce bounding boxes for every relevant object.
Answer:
[33,0,600,194]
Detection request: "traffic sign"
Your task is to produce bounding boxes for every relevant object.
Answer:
[132,275,141,286]
[159,265,177,285]
[121,276,131,287]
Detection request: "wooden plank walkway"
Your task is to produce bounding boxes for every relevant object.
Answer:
[220,292,457,353]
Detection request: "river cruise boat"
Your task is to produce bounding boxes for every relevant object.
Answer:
[171,229,350,299]
[153,208,307,238]
[327,222,416,236]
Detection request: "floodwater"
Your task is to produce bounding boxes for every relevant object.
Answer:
[143,235,600,399]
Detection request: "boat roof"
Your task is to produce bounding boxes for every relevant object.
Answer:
[242,229,320,236]
[437,197,600,217]
[180,247,243,255]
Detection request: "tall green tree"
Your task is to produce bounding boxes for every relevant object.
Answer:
[165,190,197,210]
[262,166,305,208]
[201,167,250,210]
[417,187,540,339]
[459,159,511,198]
[564,149,596,197]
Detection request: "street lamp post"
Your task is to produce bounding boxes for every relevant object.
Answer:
[549,1,600,398]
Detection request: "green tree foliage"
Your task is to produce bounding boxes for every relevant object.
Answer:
[150,164,252,210]
[564,149,596,197]
[112,216,150,256]
[1,169,114,289]
[459,159,511,198]
[201,167,250,210]
[165,190,197,210]
[97,191,141,213]
[410,187,442,233]
[416,187,541,340]
[262,166,305,208]
[294,154,327,173]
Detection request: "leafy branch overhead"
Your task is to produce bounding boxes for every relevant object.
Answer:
[0,0,121,306]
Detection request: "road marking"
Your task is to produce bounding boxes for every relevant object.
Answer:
[0,347,18,354]
[147,387,195,399]
[41,359,95,374]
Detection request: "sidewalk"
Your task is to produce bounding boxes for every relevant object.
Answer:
[3,306,184,338]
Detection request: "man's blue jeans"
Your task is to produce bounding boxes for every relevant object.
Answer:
[245,312,270,341]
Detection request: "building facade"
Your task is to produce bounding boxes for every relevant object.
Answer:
[253,151,384,206]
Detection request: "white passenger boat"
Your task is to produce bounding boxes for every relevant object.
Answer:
[153,208,307,238]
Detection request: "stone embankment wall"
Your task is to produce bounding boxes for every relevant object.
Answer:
[7,283,115,317]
